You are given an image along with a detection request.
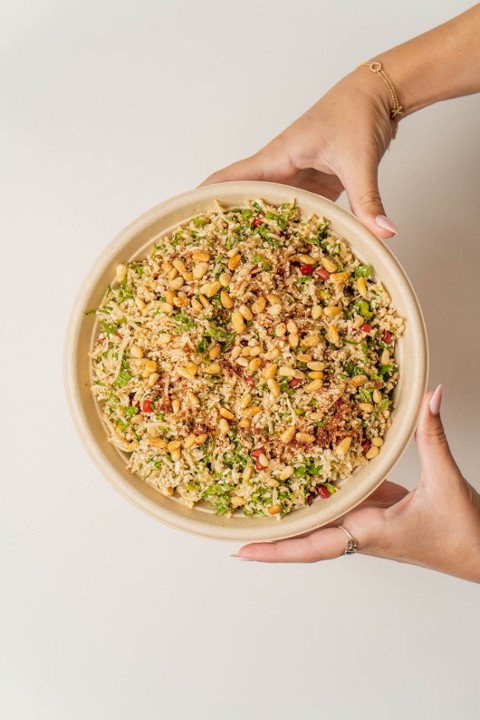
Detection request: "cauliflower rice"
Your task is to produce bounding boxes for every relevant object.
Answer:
[90,199,404,518]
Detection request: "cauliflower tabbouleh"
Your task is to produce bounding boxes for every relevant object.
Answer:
[90,200,404,518]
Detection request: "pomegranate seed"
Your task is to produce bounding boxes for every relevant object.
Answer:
[276,267,286,276]
[252,218,263,227]
[245,375,255,388]
[306,492,316,506]
[382,330,393,344]
[362,439,371,453]
[289,377,303,388]
[300,264,314,275]
[251,447,264,458]
[316,485,331,499]
[142,399,153,414]
[317,268,331,281]
[360,323,372,333]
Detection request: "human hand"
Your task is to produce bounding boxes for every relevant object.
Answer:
[232,386,480,583]
[202,70,399,239]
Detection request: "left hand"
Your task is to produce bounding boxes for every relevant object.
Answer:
[232,387,480,583]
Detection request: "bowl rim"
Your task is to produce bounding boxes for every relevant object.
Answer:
[64,181,428,541]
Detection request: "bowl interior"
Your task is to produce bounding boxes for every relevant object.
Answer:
[64,181,428,541]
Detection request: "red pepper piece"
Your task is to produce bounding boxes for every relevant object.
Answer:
[142,400,153,414]
[245,375,255,388]
[316,485,331,499]
[252,218,263,227]
[289,377,303,388]
[299,264,314,275]
[317,268,331,281]
[360,323,372,333]
[251,448,264,458]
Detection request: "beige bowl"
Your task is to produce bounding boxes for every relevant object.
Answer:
[64,181,428,542]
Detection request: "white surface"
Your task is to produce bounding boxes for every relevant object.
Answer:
[1,1,479,718]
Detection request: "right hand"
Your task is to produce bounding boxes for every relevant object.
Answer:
[202,69,398,238]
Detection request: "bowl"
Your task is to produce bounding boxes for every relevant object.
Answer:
[64,181,428,542]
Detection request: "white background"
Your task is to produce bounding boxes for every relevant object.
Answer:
[1,1,479,718]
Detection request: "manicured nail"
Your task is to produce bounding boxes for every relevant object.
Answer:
[429,384,443,416]
[231,553,254,561]
[375,215,399,234]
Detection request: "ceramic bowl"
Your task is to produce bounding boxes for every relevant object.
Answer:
[64,181,428,541]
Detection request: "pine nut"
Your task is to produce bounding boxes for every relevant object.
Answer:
[187,392,199,405]
[331,271,349,284]
[358,402,374,413]
[227,254,241,270]
[148,372,160,387]
[308,371,324,380]
[159,302,174,314]
[381,350,390,365]
[297,353,312,362]
[206,281,222,298]
[326,325,339,344]
[262,364,278,379]
[192,250,210,262]
[231,346,241,359]
[135,296,146,311]
[170,448,181,461]
[240,393,252,409]
[236,357,248,367]
[324,306,342,317]
[357,276,367,298]
[170,276,184,290]
[191,298,203,312]
[268,294,281,305]
[238,418,251,429]
[192,262,209,280]
[130,345,144,359]
[289,333,299,348]
[248,357,262,372]
[204,363,221,374]
[303,334,321,348]
[298,254,315,264]
[249,346,262,357]
[279,466,294,481]
[278,366,295,377]
[220,407,235,420]
[115,263,127,283]
[195,433,208,445]
[296,432,315,443]
[174,296,189,307]
[372,436,384,447]
[186,362,198,377]
[184,434,197,449]
[353,316,364,329]
[335,436,352,455]
[219,272,230,287]
[373,389,382,404]
[280,426,296,443]
[218,418,230,434]
[231,496,246,508]
[267,378,281,397]
[307,361,325,371]
[287,320,298,334]
[232,311,246,334]
[243,405,262,418]
[220,290,234,308]
[165,290,175,305]
[206,345,219,360]
[267,304,282,316]
[167,440,181,451]
[311,305,323,319]
[304,378,323,392]
[251,296,266,314]
[268,505,282,515]
[350,374,368,387]
[172,399,180,414]
[311,412,324,420]
[266,347,281,359]
[146,437,168,448]
[167,268,179,281]
[143,360,158,376]
[275,323,287,337]
[322,257,337,273]
[172,259,187,274]
[242,465,253,481]
[239,304,253,321]
[198,294,212,310]
[366,446,380,459]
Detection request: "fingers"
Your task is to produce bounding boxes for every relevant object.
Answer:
[200,145,295,187]
[415,385,460,482]
[338,160,398,239]
[200,154,266,187]
[233,526,350,563]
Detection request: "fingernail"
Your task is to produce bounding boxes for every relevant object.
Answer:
[429,384,443,416]
[375,215,399,234]
[231,553,254,561]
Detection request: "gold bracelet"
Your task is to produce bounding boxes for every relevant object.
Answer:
[359,61,404,138]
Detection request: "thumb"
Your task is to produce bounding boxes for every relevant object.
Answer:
[415,385,458,479]
[340,160,398,239]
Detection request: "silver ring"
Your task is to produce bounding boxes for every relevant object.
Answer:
[337,525,359,555]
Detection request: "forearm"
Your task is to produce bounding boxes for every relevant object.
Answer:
[362,4,480,116]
